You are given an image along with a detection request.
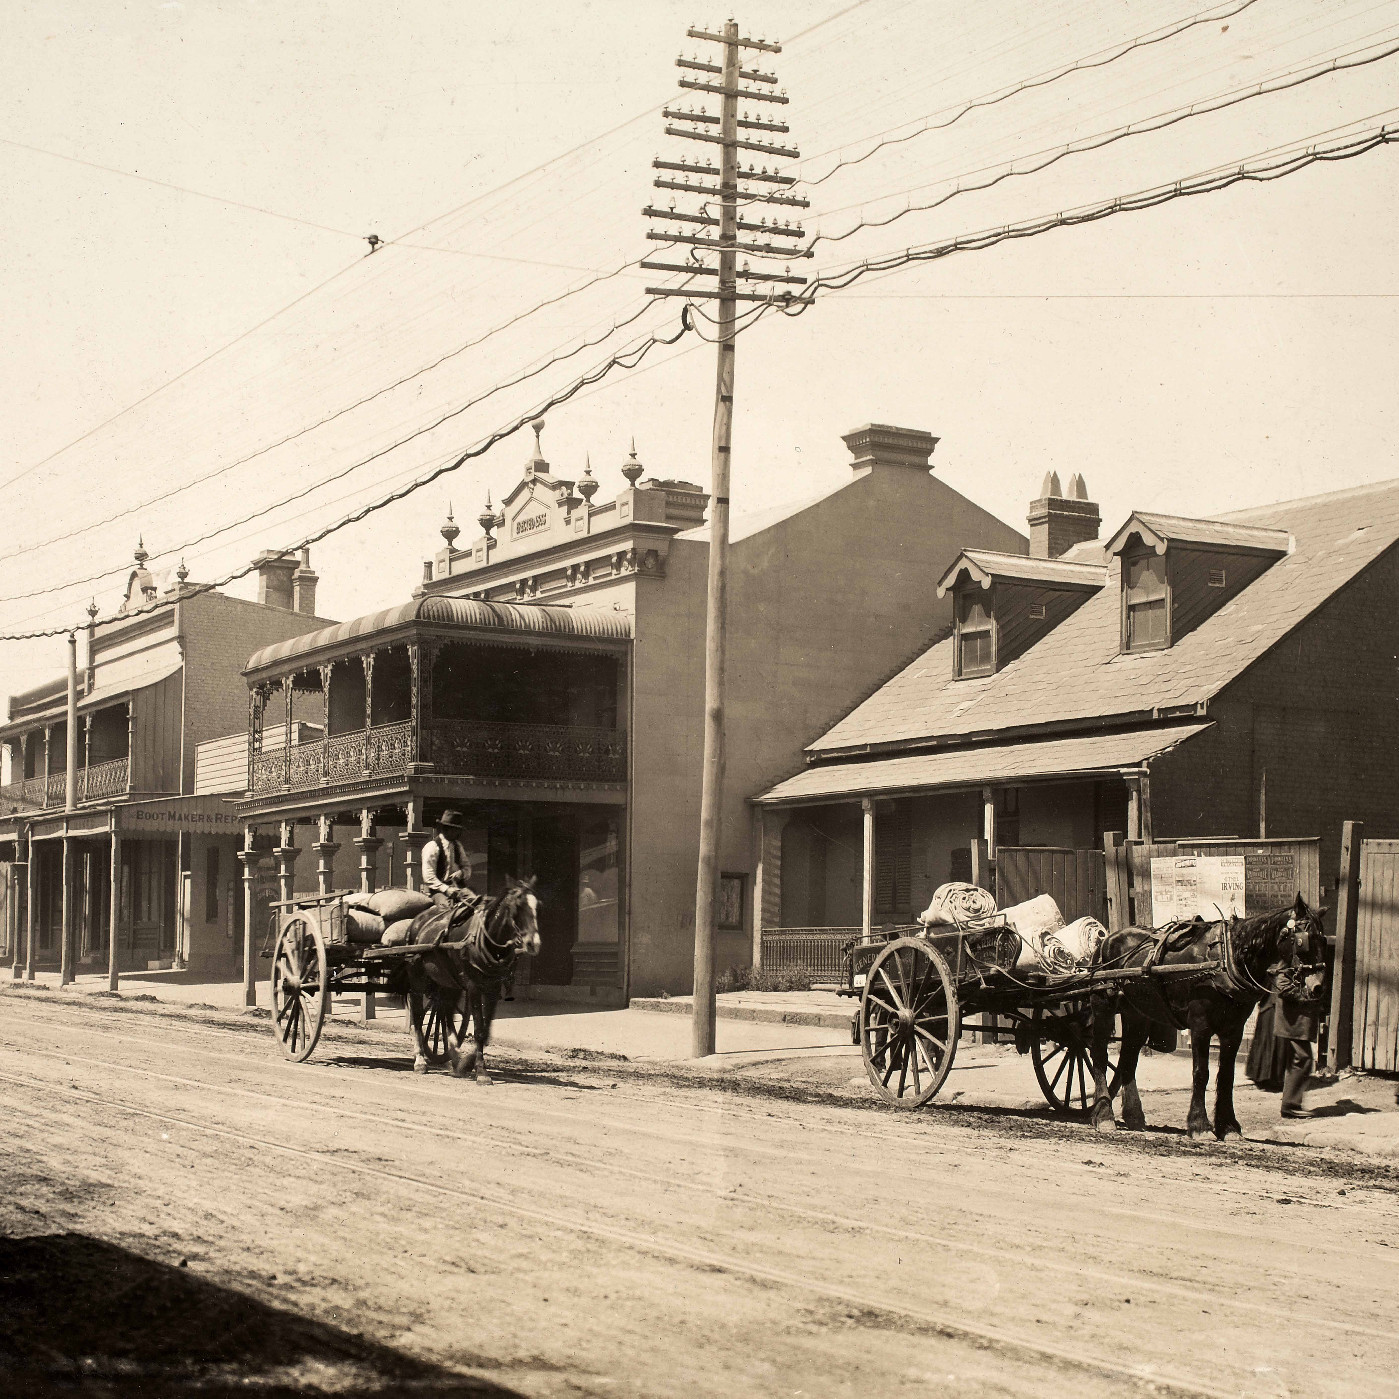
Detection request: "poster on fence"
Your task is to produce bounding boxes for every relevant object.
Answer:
[1150,855,1246,926]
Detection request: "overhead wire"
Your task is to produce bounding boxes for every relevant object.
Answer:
[0,0,878,510]
[0,309,695,640]
[807,30,1399,248]
[0,293,686,602]
[795,0,1260,190]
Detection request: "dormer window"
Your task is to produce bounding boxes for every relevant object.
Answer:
[1124,552,1167,651]
[956,590,994,677]
[1107,511,1290,656]
[938,549,1107,680]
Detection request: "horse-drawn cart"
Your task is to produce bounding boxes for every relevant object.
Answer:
[840,917,1222,1114]
[266,890,469,1065]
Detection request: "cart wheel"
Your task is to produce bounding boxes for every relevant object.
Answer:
[1031,998,1120,1117]
[860,937,959,1109]
[408,987,471,1066]
[270,915,328,1063]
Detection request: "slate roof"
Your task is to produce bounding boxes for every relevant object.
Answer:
[758,723,1210,804]
[810,477,1399,756]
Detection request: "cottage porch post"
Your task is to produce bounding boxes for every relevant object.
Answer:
[860,798,875,943]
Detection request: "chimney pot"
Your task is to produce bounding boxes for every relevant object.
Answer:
[1028,475,1100,559]
[292,549,319,617]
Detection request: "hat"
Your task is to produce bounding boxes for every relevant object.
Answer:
[437,808,464,830]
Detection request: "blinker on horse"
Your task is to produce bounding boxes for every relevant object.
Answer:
[404,878,541,1083]
[1088,894,1328,1141]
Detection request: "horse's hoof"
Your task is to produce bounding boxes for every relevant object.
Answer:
[473,1068,492,1086]
[1121,1113,1147,1132]
[1216,1124,1243,1142]
[412,1058,428,1076]
[1094,1116,1117,1135]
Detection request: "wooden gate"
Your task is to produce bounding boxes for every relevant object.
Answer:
[995,847,1107,925]
[1353,839,1399,1072]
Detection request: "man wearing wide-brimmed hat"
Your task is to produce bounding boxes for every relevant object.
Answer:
[423,809,478,912]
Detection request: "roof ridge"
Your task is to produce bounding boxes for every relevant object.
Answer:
[1219,474,1399,522]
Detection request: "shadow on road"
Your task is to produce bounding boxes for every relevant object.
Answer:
[0,1233,522,1396]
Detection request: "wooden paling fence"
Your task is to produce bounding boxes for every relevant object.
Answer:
[1331,824,1399,1073]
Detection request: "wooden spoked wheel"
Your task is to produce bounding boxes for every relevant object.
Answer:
[860,937,960,1109]
[408,986,470,1066]
[1031,998,1120,1118]
[270,915,328,1063]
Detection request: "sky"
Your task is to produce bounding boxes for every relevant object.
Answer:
[1,0,1397,705]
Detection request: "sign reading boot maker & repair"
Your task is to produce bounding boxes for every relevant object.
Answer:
[1150,855,1246,926]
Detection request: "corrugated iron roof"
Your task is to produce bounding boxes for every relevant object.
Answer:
[244,596,632,675]
[759,724,1211,804]
[811,477,1399,755]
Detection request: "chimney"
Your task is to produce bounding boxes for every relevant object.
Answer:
[841,423,939,477]
[1028,470,1100,559]
[292,548,319,616]
[253,550,297,610]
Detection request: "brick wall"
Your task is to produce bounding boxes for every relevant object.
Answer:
[1152,542,1399,905]
[178,593,332,791]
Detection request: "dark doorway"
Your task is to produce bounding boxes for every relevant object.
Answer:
[529,813,578,986]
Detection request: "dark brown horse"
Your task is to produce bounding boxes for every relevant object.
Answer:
[404,878,541,1082]
[1088,894,1327,1140]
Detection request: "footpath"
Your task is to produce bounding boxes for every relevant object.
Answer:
[8,968,1399,1161]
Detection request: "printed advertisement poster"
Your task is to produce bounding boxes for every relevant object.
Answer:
[1150,855,1246,926]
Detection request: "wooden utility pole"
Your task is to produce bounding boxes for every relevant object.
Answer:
[645,20,810,1056]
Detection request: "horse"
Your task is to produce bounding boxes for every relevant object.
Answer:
[1087,894,1327,1141]
[403,877,541,1083]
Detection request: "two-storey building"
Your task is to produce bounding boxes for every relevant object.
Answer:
[1,546,329,980]
[234,418,1026,999]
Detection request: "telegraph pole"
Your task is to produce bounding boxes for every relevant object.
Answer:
[645,21,810,1056]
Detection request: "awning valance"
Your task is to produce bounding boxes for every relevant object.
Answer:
[755,723,1211,806]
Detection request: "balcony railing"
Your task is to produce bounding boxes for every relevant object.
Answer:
[424,720,625,784]
[248,718,625,796]
[0,757,130,810]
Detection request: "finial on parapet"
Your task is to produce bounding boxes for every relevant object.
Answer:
[578,453,599,503]
[478,491,496,541]
[441,501,461,548]
[621,437,644,486]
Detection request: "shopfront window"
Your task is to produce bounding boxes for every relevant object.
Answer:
[576,817,619,946]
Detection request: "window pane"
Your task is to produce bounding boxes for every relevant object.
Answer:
[1126,553,1166,602]
[1128,598,1167,647]
[957,590,991,628]
[960,631,994,671]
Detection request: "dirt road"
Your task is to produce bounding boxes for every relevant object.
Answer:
[2,989,1397,1398]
